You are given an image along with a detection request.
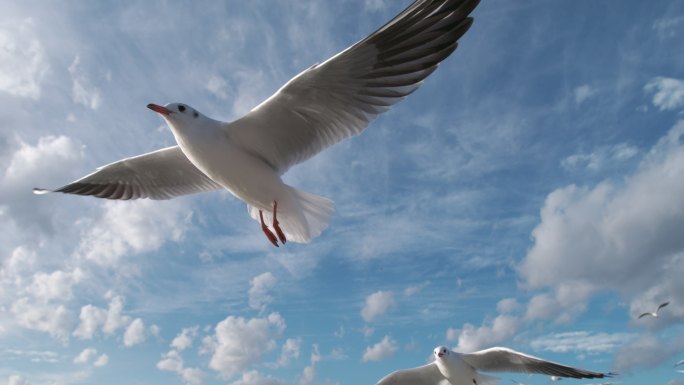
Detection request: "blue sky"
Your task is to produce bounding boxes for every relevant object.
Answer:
[1,1,684,384]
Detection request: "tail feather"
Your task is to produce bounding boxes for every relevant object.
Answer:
[248,187,334,244]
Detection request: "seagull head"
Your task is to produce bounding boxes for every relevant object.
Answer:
[433,346,450,360]
[147,102,212,132]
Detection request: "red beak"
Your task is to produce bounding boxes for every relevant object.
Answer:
[147,103,172,116]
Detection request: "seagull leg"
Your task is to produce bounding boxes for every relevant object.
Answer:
[259,210,279,247]
[272,200,287,244]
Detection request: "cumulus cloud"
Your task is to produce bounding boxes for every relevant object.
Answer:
[123,318,145,347]
[645,77,684,111]
[203,312,286,379]
[0,18,49,99]
[448,315,520,353]
[496,298,521,314]
[73,294,132,340]
[613,333,684,373]
[73,348,98,364]
[230,370,282,385]
[171,326,199,351]
[519,122,684,325]
[157,350,205,385]
[300,344,321,385]
[275,337,301,367]
[10,298,74,342]
[0,135,83,232]
[27,268,85,302]
[362,335,398,362]
[361,290,395,322]
[93,354,109,367]
[76,200,189,267]
[248,272,277,312]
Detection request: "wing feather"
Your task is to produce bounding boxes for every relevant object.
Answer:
[34,146,223,200]
[229,0,480,174]
[461,347,613,379]
[376,363,445,385]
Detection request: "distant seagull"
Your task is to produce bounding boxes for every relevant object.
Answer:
[675,358,684,367]
[550,375,563,381]
[34,0,480,247]
[375,346,613,385]
[637,301,670,319]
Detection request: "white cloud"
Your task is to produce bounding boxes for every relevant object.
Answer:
[93,354,109,367]
[0,18,49,99]
[449,315,520,353]
[6,375,31,385]
[362,335,398,362]
[10,298,74,341]
[561,143,639,171]
[204,312,286,379]
[73,348,98,364]
[574,84,596,104]
[364,0,387,11]
[73,304,106,340]
[123,318,145,347]
[613,333,684,372]
[361,290,395,322]
[496,298,521,314]
[645,77,684,111]
[76,200,189,267]
[248,272,277,312]
[68,55,102,110]
[299,344,321,385]
[157,349,205,385]
[73,294,132,340]
[519,121,684,325]
[27,268,85,302]
[230,370,282,385]
[171,326,199,351]
[530,331,634,354]
[276,337,301,367]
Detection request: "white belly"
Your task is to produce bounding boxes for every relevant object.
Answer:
[177,132,287,210]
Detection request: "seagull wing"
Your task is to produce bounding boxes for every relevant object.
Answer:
[658,301,670,311]
[638,312,652,319]
[229,0,479,174]
[375,362,446,385]
[461,347,612,379]
[34,146,223,200]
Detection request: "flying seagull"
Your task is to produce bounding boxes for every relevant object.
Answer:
[675,359,684,367]
[637,301,670,319]
[375,346,614,385]
[34,0,480,247]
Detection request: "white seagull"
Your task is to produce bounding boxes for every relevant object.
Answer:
[34,0,480,247]
[637,301,670,319]
[375,346,614,385]
[675,358,684,367]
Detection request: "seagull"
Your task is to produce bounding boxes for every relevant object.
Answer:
[375,346,614,385]
[549,376,563,382]
[33,0,480,247]
[637,301,670,319]
[675,359,684,367]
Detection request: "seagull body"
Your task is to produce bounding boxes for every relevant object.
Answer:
[376,346,613,385]
[34,0,480,246]
[638,301,670,319]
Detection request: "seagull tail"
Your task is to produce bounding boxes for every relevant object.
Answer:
[285,187,334,243]
[248,187,334,244]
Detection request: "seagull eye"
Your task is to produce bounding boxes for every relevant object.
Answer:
[178,105,186,112]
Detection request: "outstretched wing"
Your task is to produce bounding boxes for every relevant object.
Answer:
[657,301,670,311]
[230,0,480,174]
[375,363,446,385]
[34,146,223,200]
[461,347,613,379]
